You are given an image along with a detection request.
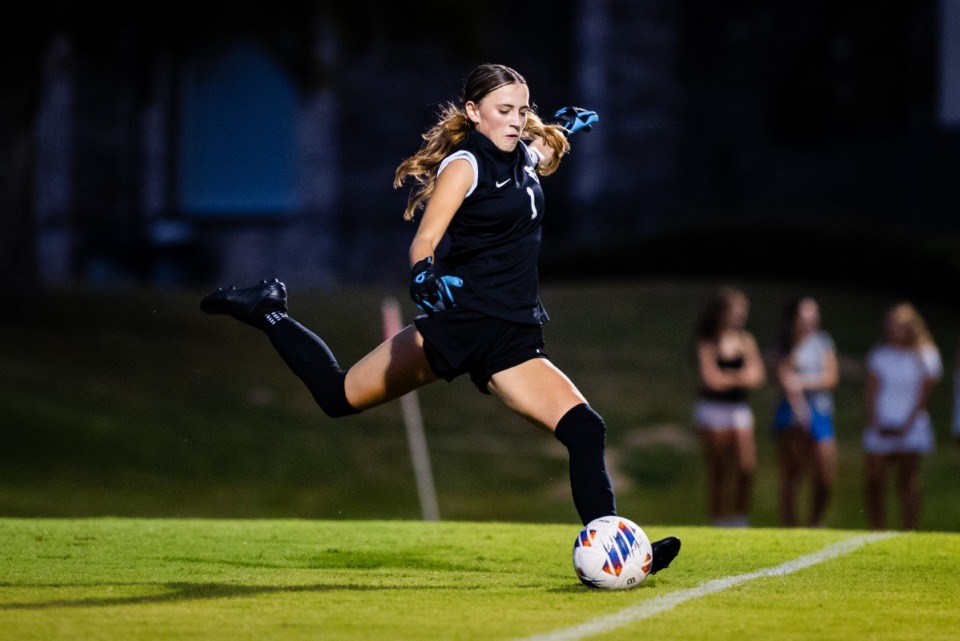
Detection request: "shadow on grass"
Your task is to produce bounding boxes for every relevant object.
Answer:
[0,580,495,610]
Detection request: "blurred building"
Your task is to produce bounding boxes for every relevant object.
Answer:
[7,0,959,289]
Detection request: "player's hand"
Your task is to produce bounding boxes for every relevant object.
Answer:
[409,257,463,315]
[553,106,599,136]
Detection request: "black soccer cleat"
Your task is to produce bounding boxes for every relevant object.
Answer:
[200,278,288,329]
[649,536,681,575]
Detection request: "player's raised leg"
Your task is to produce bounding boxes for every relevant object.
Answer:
[201,279,436,416]
[343,324,438,410]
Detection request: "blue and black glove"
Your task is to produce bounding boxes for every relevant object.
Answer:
[553,106,599,136]
[409,257,463,315]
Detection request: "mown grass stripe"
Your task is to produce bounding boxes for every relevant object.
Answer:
[517,532,898,641]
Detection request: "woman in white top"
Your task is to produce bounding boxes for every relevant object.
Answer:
[864,302,942,531]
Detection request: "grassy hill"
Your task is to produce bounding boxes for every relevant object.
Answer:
[1,278,958,530]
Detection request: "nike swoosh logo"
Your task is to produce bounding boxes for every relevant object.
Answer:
[495,179,511,188]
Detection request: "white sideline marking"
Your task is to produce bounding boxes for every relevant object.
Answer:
[518,532,898,641]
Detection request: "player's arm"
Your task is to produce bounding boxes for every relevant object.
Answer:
[408,158,473,266]
[407,158,473,314]
[525,106,598,176]
[528,139,556,168]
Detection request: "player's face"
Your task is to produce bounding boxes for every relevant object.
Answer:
[466,83,530,152]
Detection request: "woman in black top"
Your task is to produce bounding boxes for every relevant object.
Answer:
[693,286,766,527]
[202,63,678,571]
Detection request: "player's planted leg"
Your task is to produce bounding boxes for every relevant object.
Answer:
[554,403,616,525]
[552,404,682,575]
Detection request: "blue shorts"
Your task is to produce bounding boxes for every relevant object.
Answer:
[415,307,547,394]
[773,398,835,442]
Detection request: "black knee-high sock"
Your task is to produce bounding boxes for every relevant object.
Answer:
[554,403,616,525]
[264,316,359,418]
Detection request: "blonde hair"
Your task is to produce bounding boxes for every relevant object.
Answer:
[393,64,570,221]
[887,301,935,348]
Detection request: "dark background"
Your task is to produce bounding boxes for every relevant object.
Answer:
[2,0,958,298]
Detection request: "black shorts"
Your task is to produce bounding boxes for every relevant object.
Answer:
[414,307,548,394]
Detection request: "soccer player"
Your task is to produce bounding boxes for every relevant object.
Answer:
[202,63,680,573]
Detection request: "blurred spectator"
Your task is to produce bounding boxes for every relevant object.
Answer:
[693,286,766,527]
[772,297,839,528]
[864,302,942,531]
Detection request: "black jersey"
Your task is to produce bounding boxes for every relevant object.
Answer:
[436,130,548,325]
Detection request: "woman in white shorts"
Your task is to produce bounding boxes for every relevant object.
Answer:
[864,302,942,531]
[693,287,766,527]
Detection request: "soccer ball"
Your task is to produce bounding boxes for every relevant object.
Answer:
[572,516,653,589]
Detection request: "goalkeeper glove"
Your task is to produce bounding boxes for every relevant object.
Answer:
[409,257,463,315]
[552,106,599,136]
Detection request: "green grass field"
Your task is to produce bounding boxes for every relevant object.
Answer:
[2,518,958,641]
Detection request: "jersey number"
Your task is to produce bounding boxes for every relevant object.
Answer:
[526,187,538,220]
